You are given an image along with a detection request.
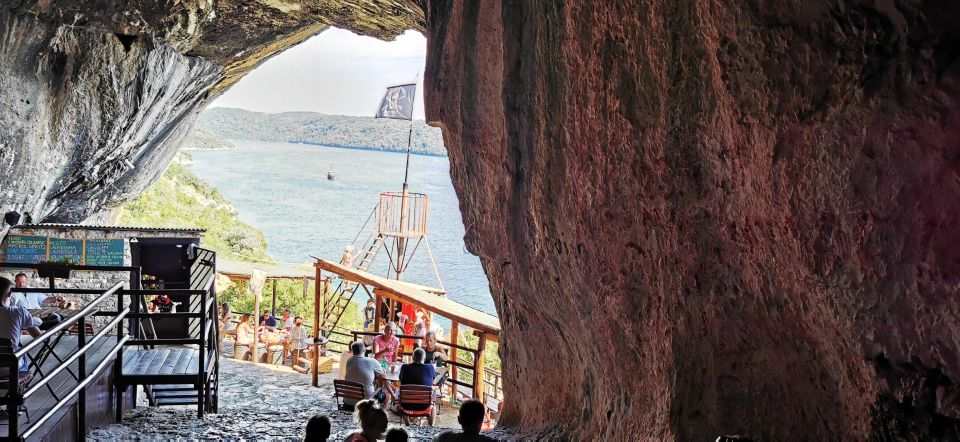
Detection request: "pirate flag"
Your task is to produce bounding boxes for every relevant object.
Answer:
[375,83,416,120]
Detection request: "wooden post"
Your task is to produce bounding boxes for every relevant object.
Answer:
[271,279,277,317]
[302,277,309,298]
[449,321,459,399]
[473,332,487,401]
[252,291,260,365]
[374,291,383,333]
[312,270,322,387]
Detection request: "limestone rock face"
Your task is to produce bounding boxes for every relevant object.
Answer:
[0,1,423,222]
[2,0,960,440]
[424,1,960,440]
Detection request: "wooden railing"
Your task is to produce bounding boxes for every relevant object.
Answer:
[378,191,428,237]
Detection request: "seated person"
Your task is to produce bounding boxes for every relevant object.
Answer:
[372,322,400,363]
[13,273,60,309]
[287,316,309,359]
[343,341,388,407]
[281,309,294,333]
[345,399,387,442]
[0,277,43,376]
[398,348,437,425]
[423,331,449,387]
[432,399,496,442]
[235,313,255,348]
[259,310,277,330]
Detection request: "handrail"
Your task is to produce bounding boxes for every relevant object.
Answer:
[121,289,208,296]
[351,203,381,247]
[16,282,123,358]
[22,309,128,398]
[20,336,129,440]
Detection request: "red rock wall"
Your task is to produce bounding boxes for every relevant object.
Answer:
[424,1,960,439]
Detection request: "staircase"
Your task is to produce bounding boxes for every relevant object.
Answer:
[320,233,385,337]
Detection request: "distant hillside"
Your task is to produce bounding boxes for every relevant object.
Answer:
[196,107,447,156]
[181,126,235,150]
[118,163,273,263]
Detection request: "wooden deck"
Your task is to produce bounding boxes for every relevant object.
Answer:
[120,348,202,383]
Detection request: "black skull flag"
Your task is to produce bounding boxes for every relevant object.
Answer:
[375,83,416,120]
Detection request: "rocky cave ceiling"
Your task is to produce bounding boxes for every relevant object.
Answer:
[2,0,960,440]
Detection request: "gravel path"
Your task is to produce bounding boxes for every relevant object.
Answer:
[88,357,459,441]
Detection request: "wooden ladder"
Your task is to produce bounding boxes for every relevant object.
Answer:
[321,234,384,336]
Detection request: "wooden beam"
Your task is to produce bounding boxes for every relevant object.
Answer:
[271,279,277,317]
[473,332,487,400]
[374,291,383,333]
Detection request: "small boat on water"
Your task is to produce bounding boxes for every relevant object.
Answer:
[327,165,336,181]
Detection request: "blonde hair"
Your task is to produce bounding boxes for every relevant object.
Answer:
[354,399,388,436]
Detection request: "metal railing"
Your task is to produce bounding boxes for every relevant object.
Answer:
[0,281,129,441]
[118,247,219,417]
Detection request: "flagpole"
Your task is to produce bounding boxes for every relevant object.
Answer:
[398,71,418,278]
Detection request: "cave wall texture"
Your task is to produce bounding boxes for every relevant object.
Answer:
[2,0,960,440]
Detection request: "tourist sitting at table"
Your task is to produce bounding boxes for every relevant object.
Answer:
[13,273,60,309]
[433,399,496,442]
[303,413,330,442]
[423,331,450,388]
[287,316,309,360]
[398,348,437,425]
[282,308,294,332]
[343,341,390,407]
[235,313,255,348]
[0,277,43,376]
[372,322,400,363]
[259,310,277,330]
[345,399,388,442]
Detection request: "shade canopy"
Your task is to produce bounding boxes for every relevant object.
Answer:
[218,258,316,280]
[314,257,499,336]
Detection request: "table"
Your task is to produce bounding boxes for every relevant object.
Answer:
[22,306,83,401]
[384,362,402,382]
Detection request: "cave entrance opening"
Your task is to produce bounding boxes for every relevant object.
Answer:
[137,27,503,414]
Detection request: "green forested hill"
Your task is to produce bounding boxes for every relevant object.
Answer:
[197,107,447,156]
[118,163,273,264]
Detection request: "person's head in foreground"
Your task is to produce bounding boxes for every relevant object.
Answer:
[458,399,487,434]
[385,427,408,442]
[412,347,426,364]
[14,273,27,288]
[351,340,365,356]
[0,276,13,303]
[303,414,330,441]
[353,399,388,441]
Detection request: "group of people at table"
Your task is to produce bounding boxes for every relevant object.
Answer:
[219,304,312,361]
[339,322,450,426]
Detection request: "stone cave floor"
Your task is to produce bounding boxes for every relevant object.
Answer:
[88,356,460,441]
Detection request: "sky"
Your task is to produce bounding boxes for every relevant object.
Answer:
[210,28,427,118]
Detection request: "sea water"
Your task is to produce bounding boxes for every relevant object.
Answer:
[186,140,496,316]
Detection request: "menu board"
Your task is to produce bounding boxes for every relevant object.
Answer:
[48,238,84,264]
[4,235,48,263]
[84,239,125,266]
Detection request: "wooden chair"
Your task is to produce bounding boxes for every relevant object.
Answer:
[397,384,435,426]
[333,379,365,412]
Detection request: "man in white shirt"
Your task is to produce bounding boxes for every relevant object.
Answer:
[13,273,57,309]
